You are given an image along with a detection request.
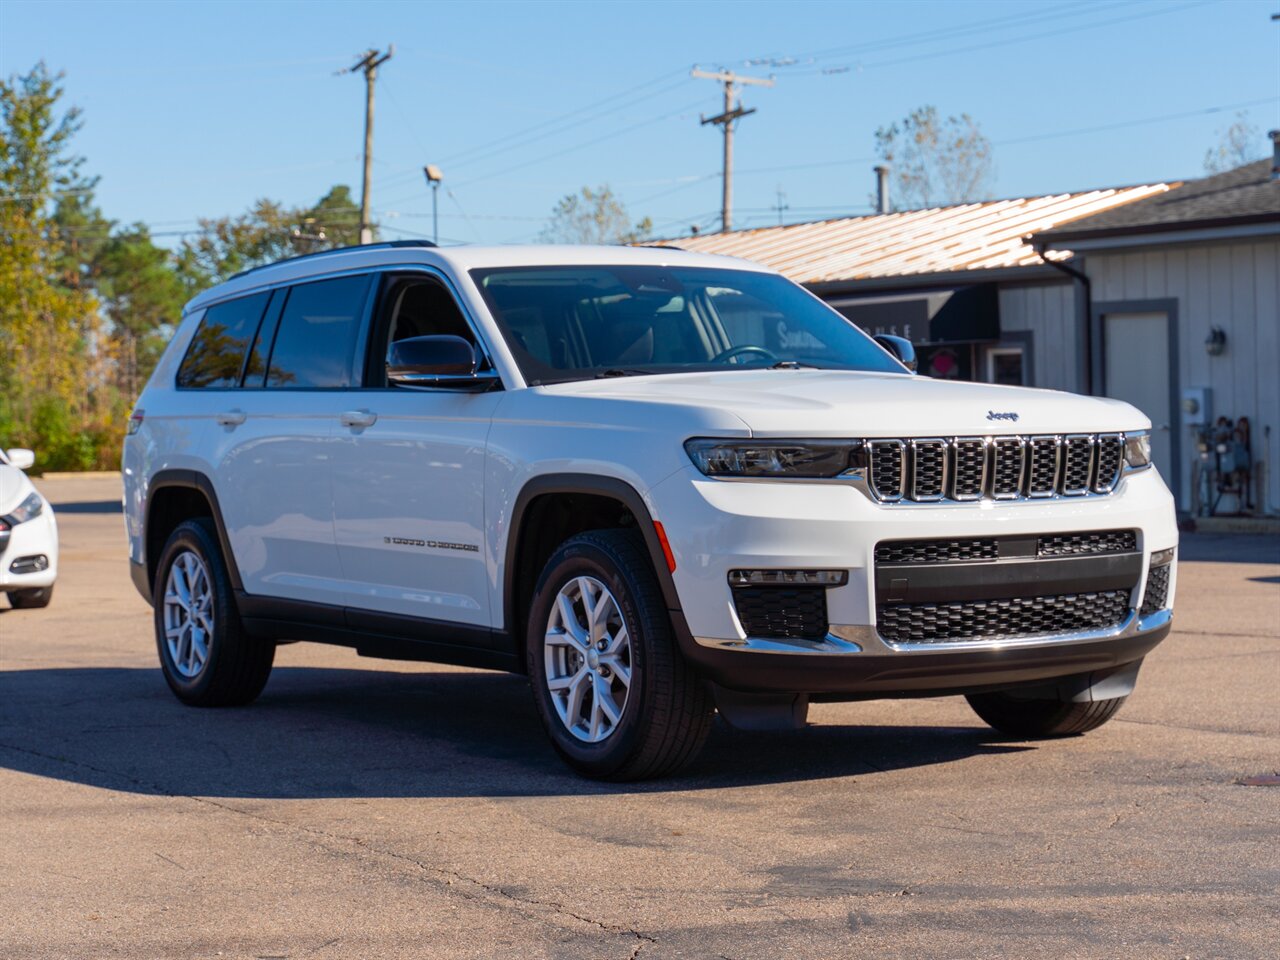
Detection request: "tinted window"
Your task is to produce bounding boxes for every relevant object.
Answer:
[176,293,270,388]
[471,266,904,385]
[265,275,371,388]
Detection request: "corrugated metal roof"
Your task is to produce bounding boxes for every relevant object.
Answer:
[655,185,1172,284]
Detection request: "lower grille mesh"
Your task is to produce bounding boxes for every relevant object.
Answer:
[733,586,828,640]
[875,539,999,564]
[877,590,1130,644]
[1140,564,1171,615]
[1037,530,1138,557]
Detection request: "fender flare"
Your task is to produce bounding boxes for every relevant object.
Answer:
[139,469,243,603]
[502,473,692,649]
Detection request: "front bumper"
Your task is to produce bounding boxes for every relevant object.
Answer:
[0,507,58,590]
[652,465,1178,696]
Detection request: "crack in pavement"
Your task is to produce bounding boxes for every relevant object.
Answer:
[0,740,657,954]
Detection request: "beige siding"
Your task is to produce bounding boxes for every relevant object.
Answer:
[998,282,1077,392]
[1087,239,1280,515]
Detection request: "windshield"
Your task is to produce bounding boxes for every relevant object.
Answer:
[470,265,905,385]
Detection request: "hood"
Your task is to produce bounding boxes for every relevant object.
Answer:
[542,369,1149,437]
[0,464,35,516]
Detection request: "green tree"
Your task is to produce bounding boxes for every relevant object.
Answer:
[94,224,187,397]
[873,106,995,210]
[174,184,369,294]
[539,185,652,244]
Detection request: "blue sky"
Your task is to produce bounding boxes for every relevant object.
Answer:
[3,0,1277,245]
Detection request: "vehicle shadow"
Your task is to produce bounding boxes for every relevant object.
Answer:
[0,665,1027,798]
[45,498,122,514]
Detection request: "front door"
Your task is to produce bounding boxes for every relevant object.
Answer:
[331,273,501,629]
[1102,311,1174,487]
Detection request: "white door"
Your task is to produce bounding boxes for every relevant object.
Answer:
[1103,311,1173,484]
[331,273,500,627]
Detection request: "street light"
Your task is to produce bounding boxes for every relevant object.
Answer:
[423,164,444,244]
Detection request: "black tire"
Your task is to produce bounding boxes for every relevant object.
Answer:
[7,585,53,608]
[153,518,274,707]
[966,691,1127,738]
[526,528,713,781]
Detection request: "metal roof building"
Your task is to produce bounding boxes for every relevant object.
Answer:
[660,185,1171,286]
[650,184,1172,390]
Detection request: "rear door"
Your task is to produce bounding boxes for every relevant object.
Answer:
[210,273,373,608]
[330,270,503,631]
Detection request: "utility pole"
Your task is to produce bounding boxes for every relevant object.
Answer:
[773,185,789,225]
[348,46,393,245]
[692,68,774,233]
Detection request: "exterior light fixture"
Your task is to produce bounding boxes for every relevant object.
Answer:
[1205,327,1227,356]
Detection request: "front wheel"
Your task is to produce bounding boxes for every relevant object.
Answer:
[153,518,274,707]
[7,585,54,609]
[966,691,1127,737]
[527,529,713,781]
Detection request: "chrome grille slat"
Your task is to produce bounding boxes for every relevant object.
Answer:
[861,433,1134,504]
[910,439,947,501]
[950,437,987,501]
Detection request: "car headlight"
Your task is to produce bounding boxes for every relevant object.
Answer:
[1124,432,1152,471]
[684,438,858,478]
[2,492,44,525]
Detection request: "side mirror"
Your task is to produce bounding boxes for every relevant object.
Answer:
[874,334,918,373]
[387,335,500,391]
[5,448,35,471]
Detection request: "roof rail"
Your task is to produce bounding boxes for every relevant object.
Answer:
[226,239,439,281]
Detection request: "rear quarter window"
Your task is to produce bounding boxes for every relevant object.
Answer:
[265,275,372,388]
[175,293,271,388]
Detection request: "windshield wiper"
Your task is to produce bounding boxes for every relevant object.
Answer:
[595,368,651,378]
[769,360,822,370]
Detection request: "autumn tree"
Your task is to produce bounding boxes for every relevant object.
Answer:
[873,106,995,210]
[1203,112,1265,174]
[539,185,652,244]
[0,62,109,470]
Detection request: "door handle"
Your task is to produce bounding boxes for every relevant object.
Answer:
[216,410,246,427]
[339,409,377,428]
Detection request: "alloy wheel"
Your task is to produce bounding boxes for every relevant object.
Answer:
[544,575,633,743]
[163,550,214,679]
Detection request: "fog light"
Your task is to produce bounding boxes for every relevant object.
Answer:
[9,554,49,574]
[1150,547,1176,567]
[728,569,848,587]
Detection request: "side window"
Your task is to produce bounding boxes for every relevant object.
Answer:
[175,293,271,388]
[265,275,372,388]
[367,276,478,386]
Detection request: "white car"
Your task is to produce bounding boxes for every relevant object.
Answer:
[122,241,1177,780]
[0,447,58,608]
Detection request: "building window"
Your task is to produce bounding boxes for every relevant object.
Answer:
[986,346,1025,386]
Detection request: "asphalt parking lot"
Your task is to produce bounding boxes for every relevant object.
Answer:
[2,476,1277,959]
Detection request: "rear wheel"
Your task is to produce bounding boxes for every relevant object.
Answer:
[527,529,713,780]
[6,586,53,609]
[153,518,274,706]
[966,691,1127,737]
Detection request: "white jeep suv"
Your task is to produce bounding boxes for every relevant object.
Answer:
[123,241,1177,779]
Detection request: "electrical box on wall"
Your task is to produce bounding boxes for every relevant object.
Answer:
[1182,387,1211,428]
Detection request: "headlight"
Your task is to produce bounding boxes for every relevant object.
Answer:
[684,438,858,478]
[1124,432,1152,471]
[3,491,44,525]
